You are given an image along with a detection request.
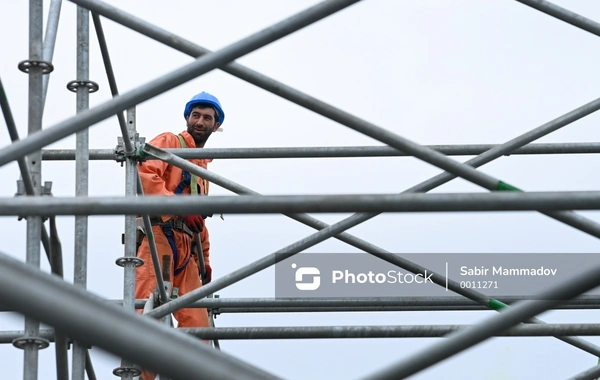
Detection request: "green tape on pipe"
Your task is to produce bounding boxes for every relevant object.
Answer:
[145,230,155,248]
[496,181,522,192]
[488,298,508,310]
[136,148,147,159]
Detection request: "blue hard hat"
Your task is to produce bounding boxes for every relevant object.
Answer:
[183,91,225,125]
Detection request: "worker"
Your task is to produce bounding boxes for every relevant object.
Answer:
[134,91,224,380]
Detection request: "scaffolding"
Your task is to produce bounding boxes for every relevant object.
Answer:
[2,0,600,379]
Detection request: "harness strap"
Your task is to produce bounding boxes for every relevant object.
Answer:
[174,171,191,195]
[176,135,201,195]
[160,223,191,277]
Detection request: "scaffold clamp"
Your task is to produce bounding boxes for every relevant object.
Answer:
[14,181,53,221]
[116,135,147,165]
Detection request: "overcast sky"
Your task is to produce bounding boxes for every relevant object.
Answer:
[2,0,600,379]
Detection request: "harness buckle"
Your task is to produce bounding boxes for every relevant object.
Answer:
[172,218,194,237]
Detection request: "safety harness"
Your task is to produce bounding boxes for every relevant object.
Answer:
[156,134,205,276]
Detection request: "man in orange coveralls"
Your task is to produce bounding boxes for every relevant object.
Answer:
[135,91,224,380]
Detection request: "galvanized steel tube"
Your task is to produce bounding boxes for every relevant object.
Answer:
[91,12,131,153]
[123,120,137,297]
[567,364,600,380]
[2,191,600,216]
[0,251,282,380]
[85,350,97,380]
[180,324,600,339]
[516,0,600,37]
[119,108,138,380]
[363,263,600,379]
[37,142,600,160]
[41,0,62,104]
[9,323,600,342]
[22,1,45,379]
[72,6,90,380]
[2,295,600,313]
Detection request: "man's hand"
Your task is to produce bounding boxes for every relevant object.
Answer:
[203,264,212,285]
[183,215,203,233]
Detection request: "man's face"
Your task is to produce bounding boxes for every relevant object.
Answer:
[186,105,220,146]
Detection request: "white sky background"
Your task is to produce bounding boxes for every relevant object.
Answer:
[1,0,600,379]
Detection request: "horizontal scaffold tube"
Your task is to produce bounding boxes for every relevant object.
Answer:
[148,296,600,313]
[39,142,600,160]
[3,191,600,216]
[180,324,600,339]
[2,296,600,313]
[144,296,600,312]
[5,324,600,342]
[146,295,600,308]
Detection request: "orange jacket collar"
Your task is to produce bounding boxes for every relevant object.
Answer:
[179,130,197,148]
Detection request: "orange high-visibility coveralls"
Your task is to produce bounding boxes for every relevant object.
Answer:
[135,130,212,380]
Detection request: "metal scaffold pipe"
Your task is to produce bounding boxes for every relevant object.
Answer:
[85,350,97,380]
[144,296,600,312]
[116,108,139,380]
[91,12,131,154]
[0,250,282,380]
[363,263,600,379]
[1,191,600,216]
[8,323,600,343]
[515,0,600,38]
[71,6,90,380]
[20,1,46,379]
[567,364,600,380]
[37,142,600,160]
[2,295,600,313]
[179,324,600,339]
[41,0,62,105]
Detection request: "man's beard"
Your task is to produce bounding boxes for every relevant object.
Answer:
[193,132,211,146]
[187,123,213,146]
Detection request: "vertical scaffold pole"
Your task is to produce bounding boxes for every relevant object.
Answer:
[123,107,138,380]
[72,5,90,380]
[124,107,138,292]
[113,107,143,380]
[15,1,48,380]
